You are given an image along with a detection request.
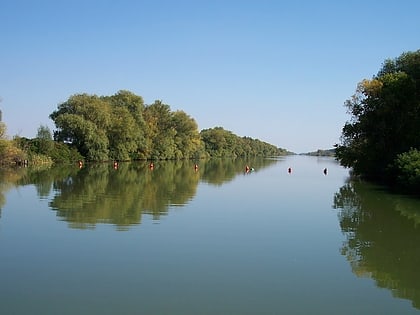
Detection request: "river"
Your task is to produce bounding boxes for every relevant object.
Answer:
[0,155,419,314]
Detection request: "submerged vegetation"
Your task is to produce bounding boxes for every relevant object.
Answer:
[0,91,287,167]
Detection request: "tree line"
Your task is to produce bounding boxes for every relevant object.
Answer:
[335,50,420,194]
[0,90,287,166]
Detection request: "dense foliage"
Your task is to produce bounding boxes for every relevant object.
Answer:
[49,90,286,161]
[392,149,420,194]
[336,50,420,194]
[14,137,83,166]
[305,149,335,157]
[49,91,204,161]
[200,127,287,157]
[1,91,286,167]
[0,122,26,166]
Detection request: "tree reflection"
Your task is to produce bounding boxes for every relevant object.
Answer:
[18,165,79,198]
[48,158,277,229]
[0,158,278,229]
[0,167,33,218]
[48,161,200,230]
[333,180,420,309]
[200,157,278,185]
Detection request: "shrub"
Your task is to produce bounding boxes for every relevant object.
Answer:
[393,149,420,194]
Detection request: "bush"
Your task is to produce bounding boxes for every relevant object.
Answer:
[49,142,83,164]
[28,153,54,167]
[0,139,27,166]
[392,149,420,194]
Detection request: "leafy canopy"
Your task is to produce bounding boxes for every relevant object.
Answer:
[336,50,420,188]
[50,91,286,161]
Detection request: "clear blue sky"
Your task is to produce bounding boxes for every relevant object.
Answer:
[1,0,419,153]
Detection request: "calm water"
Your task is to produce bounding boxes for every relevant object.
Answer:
[1,155,420,315]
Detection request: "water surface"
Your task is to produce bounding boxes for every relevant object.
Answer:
[0,156,419,314]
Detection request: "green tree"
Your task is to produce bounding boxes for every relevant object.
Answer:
[200,127,231,157]
[336,50,420,183]
[392,149,420,194]
[48,141,83,164]
[53,113,109,161]
[103,90,147,159]
[37,124,52,140]
[172,110,203,159]
[49,91,285,161]
[108,106,138,161]
[50,94,111,161]
[143,100,176,159]
[200,126,286,157]
[34,124,54,155]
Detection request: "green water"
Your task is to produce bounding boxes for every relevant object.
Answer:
[0,155,419,314]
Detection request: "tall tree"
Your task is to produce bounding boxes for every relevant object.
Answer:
[172,110,202,159]
[35,124,54,155]
[143,100,176,159]
[104,90,147,158]
[200,127,284,157]
[50,91,285,161]
[107,106,138,161]
[200,127,230,157]
[336,50,420,182]
[50,94,111,161]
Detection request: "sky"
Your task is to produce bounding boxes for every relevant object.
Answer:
[1,0,419,153]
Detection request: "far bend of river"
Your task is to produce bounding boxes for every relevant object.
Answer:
[1,155,420,315]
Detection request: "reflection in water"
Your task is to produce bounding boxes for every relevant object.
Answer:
[0,167,33,218]
[0,158,278,230]
[333,180,420,309]
[20,165,79,199]
[49,161,200,230]
[200,157,278,185]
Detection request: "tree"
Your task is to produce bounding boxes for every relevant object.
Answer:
[107,106,138,161]
[34,124,54,155]
[336,50,420,183]
[200,126,285,157]
[50,94,111,161]
[53,113,109,161]
[50,91,286,161]
[172,110,202,159]
[37,125,52,140]
[0,122,26,165]
[143,100,176,159]
[392,149,420,194]
[104,90,147,158]
[200,127,230,157]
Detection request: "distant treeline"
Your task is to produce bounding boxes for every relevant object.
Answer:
[0,91,288,166]
[304,149,335,157]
